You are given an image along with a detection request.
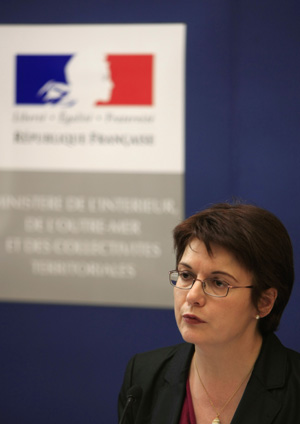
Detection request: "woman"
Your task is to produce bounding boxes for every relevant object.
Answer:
[118,202,300,424]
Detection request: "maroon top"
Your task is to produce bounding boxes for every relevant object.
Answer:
[179,379,197,424]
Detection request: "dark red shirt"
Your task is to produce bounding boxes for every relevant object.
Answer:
[179,379,196,424]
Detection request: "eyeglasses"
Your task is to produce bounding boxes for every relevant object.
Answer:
[169,270,254,298]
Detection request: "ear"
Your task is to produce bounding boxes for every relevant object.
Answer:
[257,288,278,318]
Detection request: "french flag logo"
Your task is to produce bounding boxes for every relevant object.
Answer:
[15,54,153,106]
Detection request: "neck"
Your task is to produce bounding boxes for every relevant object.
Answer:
[193,330,263,380]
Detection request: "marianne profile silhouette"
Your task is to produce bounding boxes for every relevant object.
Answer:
[37,53,114,106]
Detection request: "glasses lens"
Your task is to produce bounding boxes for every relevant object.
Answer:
[169,271,194,289]
[169,271,178,286]
[203,278,228,297]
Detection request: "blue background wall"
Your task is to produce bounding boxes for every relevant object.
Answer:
[1,1,300,423]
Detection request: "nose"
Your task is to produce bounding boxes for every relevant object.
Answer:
[186,280,206,306]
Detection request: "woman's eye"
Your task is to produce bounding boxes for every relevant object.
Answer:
[213,279,226,288]
[180,272,193,280]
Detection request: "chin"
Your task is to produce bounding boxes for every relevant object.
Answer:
[179,328,202,345]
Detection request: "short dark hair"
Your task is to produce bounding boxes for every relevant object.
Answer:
[173,202,294,334]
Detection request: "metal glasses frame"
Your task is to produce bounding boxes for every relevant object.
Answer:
[169,270,254,298]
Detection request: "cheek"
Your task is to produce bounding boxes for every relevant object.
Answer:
[218,298,256,328]
[173,290,185,320]
[239,295,257,316]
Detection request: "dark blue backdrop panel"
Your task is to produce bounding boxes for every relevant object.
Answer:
[1,1,300,423]
[227,1,300,350]
[0,303,181,424]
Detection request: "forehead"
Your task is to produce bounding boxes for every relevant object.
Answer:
[181,238,232,262]
[180,238,252,280]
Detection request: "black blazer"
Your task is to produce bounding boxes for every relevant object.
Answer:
[118,333,300,424]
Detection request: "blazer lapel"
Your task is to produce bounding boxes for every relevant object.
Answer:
[231,375,281,424]
[231,333,286,424]
[150,343,194,424]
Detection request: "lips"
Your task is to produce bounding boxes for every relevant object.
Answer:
[183,314,206,324]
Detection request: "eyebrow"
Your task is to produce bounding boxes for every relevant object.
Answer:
[178,262,193,270]
[211,271,238,283]
[178,262,238,282]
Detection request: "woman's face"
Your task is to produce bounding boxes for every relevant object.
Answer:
[174,238,259,350]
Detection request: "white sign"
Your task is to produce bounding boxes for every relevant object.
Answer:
[0,24,185,174]
[0,24,185,307]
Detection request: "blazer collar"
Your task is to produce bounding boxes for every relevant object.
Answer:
[232,333,287,424]
[252,333,287,388]
[150,343,194,424]
[164,343,195,385]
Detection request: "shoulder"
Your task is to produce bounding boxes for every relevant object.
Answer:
[129,342,193,374]
[259,333,300,382]
[285,344,300,375]
[122,342,194,391]
[134,342,192,360]
[268,333,300,361]
[119,343,194,421]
